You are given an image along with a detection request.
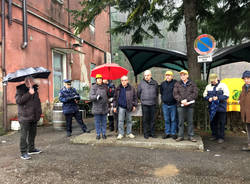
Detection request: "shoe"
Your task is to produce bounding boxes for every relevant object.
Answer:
[162,134,171,139]
[67,132,71,137]
[96,135,101,140]
[172,135,177,140]
[188,137,197,142]
[176,137,184,142]
[241,146,250,151]
[102,134,107,139]
[28,149,42,155]
[84,129,91,133]
[126,133,135,139]
[21,153,31,160]
[209,137,217,141]
[144,135,149,139]
[117,134,123,140]
[218,139,224,144]
[151,135,157,138]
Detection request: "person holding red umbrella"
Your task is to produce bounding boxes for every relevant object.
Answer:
[89,74,109,140]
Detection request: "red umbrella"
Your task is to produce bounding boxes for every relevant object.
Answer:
[91,63,129,80]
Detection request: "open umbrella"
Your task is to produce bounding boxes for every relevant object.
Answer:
[90,63,128,80]
[3,67,51,83]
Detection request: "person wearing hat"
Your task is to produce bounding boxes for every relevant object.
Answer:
[59,79,90,137]
[160,70,178,139]
[239,70,250,151]
[89,74,109,140]
[203,73,229,143]
[173,70,198,142]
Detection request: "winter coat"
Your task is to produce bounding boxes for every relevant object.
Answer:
[89,84,109,115]
[137,79,159,106]
[160,79,177,105]
[173,80,198,107]
[113,83,138,112]
[59,87,80,114]
[203,80,229,112]
[15,84,42,122]
[239,84,250,123]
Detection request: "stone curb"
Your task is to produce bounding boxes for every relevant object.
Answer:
[70,132,204,151]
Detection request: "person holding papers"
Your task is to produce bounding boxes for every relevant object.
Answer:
[173,70,198,142]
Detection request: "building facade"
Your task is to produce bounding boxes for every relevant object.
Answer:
[0,0,111,128]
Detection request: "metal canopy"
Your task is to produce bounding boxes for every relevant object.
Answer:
[119,46,187,76]
[119,41,250,76]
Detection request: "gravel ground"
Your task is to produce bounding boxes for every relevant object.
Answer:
[0,121,250,184]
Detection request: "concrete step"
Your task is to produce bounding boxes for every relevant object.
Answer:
[71,132,204,151]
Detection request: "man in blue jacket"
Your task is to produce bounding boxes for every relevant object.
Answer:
[203,74,229,143]
[59,79,90,137]
[160,71,178,139]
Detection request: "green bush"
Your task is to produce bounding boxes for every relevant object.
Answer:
[194,80,209,130]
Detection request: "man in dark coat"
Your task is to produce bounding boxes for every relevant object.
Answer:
[239,70,250,151]
[138,70,159,139]
[173,70,198,142]
[103,78,116,131]
[59,79,90,137]
[16,77,42,160]
[160,70,178,139]
[113,75,138,140]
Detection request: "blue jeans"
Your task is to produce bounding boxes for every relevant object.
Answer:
[94,114,107,136]
[177,106,194,138]
[162,104,177,135]
[118,107,132,135]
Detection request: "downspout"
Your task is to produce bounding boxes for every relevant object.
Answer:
[21,0,27,49]
[7,0,12,25]
[1,0,8,131]
[109,6,112,63]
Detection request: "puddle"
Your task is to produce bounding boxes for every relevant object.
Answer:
[154,164,179,177]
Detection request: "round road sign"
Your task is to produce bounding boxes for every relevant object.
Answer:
[194,34,216,55]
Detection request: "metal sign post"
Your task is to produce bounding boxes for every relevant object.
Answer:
[194,34,216,131]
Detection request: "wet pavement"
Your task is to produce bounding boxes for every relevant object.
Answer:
[0,119,250,184]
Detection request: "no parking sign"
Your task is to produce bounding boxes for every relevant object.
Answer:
[194,34,216,55]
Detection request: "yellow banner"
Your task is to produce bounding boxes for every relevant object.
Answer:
[221,78,244,112]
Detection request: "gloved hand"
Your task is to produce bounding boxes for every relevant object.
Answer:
[66,96,75,102]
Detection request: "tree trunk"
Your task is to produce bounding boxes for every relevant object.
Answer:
[183,0,201,80]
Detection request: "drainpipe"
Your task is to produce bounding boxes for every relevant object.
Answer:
[7,0,12,25]
[109,6,112,63]
[21,0,28,49]
[2,0,8,131]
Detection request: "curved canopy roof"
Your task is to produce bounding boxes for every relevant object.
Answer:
[119,46,187,76]
[119,41,250,76]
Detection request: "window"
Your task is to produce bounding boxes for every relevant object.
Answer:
[53,52,66,98]
[56,0,64,5]
[90,63,96,85]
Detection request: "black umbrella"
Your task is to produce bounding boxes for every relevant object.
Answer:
[3,67,51,83]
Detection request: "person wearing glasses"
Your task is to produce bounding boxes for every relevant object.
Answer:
[113,75,138,140]
[59,79,90,137]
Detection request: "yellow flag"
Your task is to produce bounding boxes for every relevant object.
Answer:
[221,78,244,112]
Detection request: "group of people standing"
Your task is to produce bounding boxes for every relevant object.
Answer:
[15,68,250,160]
[89,69,199,142]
